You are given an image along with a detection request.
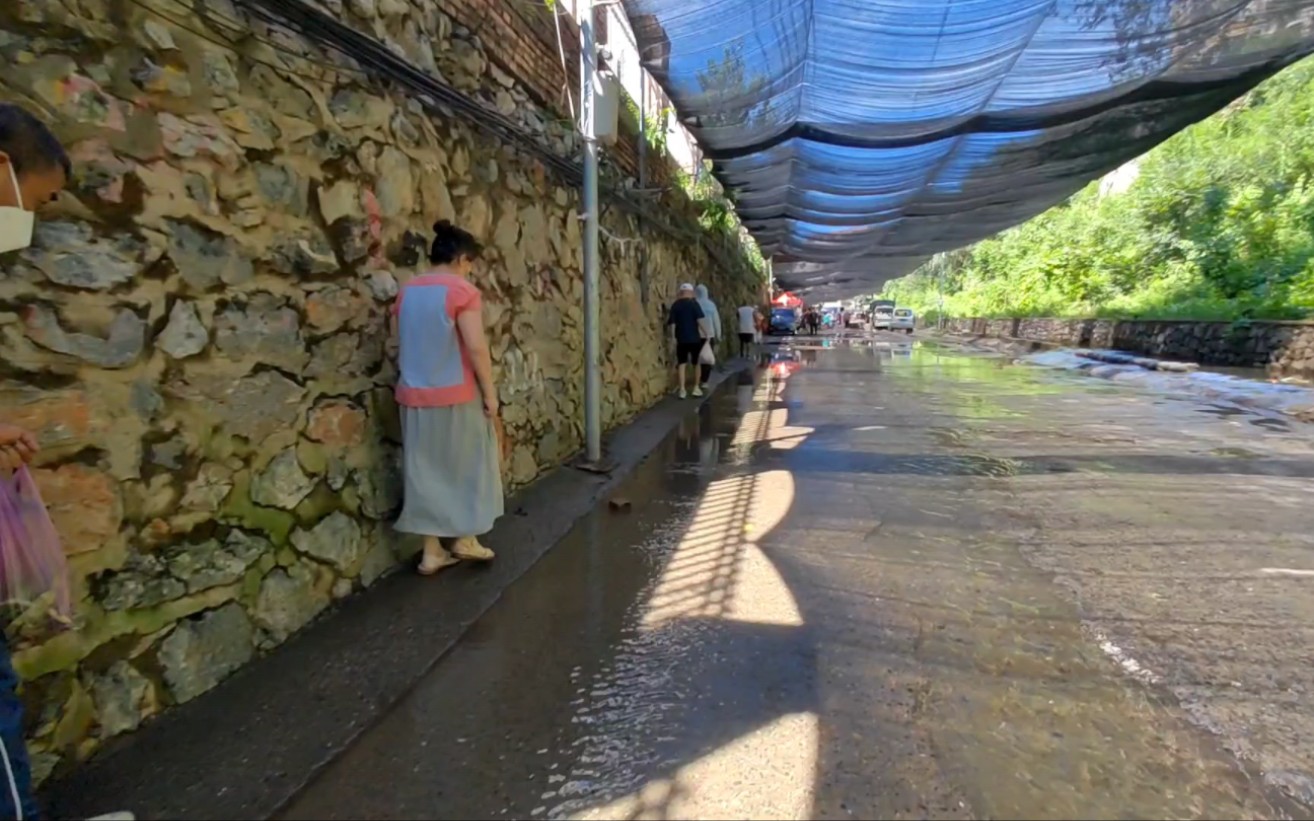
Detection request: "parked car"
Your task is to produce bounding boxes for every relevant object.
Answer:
[871,307,895,330]
[769,307,799,335]
[890,307,916,333]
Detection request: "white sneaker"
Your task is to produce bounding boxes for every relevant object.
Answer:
[89,814,136,821]
[692,386,704,397]
[678,388,688,399]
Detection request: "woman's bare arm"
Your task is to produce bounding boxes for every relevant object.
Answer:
[456,308,498,416]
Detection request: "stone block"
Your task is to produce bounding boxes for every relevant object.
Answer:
[306,400,366,447]
[251,450,316,510]
[21,221,143,290]
[166,221,254,290]
[158,604,254,703]
[213,294,309,374]
[31,464,121,556]
[157,301,208,359]
[90,661,153,738]
[291,512,362,573]
[166,531,267,594]
[24,306,146,370]
[305,286,364,334]
[253,564,328,645]
[169,370,305,446]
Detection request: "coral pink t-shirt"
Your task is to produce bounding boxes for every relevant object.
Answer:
[391,272,482,407]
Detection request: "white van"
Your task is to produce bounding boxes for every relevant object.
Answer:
[890,308,916,333]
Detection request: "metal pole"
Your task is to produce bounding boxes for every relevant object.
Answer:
[937,270,945,331]
[581,0,602,464]
[638,69,647,189]
[637,53,649,307]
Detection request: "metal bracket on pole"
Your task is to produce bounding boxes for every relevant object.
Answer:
[578,0,609,472]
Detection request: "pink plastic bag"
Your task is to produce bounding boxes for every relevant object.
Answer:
[0,467,71,623]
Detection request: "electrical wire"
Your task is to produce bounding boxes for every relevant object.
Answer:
[244,0,734,254]
[192,0,373,79]
[136,0,747,270]
[125,0,369,86]
[234,0,581,174]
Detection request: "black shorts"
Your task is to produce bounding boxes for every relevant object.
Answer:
[676,341,703,365]
[739,332,754,344]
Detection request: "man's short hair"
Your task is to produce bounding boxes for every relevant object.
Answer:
[0,104,70,177]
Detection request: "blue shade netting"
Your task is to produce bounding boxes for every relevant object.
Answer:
[621,0,1314,298]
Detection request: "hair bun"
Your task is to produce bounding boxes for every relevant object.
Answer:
[426,219,483,266]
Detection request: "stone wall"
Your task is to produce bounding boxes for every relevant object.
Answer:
[941,317,1314,376]
[0,0,761,781]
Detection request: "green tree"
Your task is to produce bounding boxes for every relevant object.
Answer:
[883,55,1314,322]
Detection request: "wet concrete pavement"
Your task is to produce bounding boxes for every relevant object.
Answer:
[279,335,1314,820]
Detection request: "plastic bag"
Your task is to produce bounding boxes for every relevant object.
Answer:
[0,467,71,623]
[699,340,716,366]
[491,413,510,466]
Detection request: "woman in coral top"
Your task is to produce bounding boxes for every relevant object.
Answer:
[392,221,503,574]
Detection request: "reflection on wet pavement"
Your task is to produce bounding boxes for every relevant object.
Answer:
[280,337,1314,820]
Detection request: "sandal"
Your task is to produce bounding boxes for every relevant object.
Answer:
[417,551,459,576]
[452,537,495,562]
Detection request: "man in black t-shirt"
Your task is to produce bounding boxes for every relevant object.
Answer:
[666,282,707,399]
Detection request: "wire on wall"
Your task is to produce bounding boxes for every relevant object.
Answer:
[223,0,745,271]
[118,0,746,273]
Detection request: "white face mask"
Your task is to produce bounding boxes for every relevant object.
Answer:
[0,163,35,254]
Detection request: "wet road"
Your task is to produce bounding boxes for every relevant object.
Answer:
[280,336,1314,820]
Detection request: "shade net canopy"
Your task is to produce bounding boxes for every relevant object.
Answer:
[620,0,1314,299]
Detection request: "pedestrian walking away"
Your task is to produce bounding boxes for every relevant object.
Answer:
[392,220,505,575]
[695,284,722,385]
[736,303,761,357]
[667,283,707,399]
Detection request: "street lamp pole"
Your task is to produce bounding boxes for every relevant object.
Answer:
[580,0,602,464]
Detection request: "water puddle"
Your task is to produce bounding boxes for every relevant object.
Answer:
[282,342,1314,820]
[1023,349,1314,422]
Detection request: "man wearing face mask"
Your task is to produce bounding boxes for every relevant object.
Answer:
[0,103,73,821]
[0,105,65,480]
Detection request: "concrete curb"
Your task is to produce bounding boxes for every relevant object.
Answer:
[45,361,752,821]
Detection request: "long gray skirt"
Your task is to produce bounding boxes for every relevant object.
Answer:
[394,401,504,538]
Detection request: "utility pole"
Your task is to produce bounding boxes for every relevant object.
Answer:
[580,0,602,465]
[637,67,649,308]
[937,269,945,331]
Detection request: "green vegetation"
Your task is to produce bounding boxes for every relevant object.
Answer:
[883,57,1314,322]
[622,80,766,274]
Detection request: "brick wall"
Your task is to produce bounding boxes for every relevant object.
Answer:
[442,0,676,185]
[444,0,581,115]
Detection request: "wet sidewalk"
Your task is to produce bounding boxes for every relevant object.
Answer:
[57,337,1314,819]
[281,337,1314,819]
[47,363,752,821]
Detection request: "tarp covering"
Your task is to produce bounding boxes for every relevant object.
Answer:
[621,0,1314,299]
